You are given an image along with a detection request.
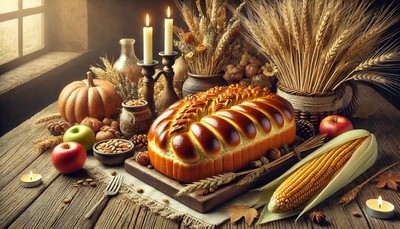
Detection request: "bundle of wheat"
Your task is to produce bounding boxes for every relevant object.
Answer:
[239,0,399,94]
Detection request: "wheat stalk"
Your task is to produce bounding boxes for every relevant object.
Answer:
[34,113,62,124]
[301,0,310,50]
[176,172,237,196]
[90,57,139,100]
[33,135,63,152]
[338,162,399,205]
[354,53,396,71]
[238,0,399,94]
[325,30,349,64]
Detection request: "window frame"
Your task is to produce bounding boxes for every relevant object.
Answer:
[0,0,48,73]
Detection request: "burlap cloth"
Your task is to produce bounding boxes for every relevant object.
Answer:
[86,158,264,229]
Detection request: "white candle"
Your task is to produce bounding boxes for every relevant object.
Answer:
[164,6,173,55]
[20,171,42,188]
[143,14,153,64]
[366,196,395,219]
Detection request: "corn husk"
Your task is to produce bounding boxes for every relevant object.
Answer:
[257,129,378,224]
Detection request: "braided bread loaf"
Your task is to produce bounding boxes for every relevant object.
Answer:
[148,85,296,183]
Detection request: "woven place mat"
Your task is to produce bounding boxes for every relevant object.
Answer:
[86,157,264,228]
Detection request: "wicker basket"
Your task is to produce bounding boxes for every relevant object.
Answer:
[277,82,358,130]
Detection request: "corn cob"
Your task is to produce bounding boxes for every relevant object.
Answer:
[268,137,366,213]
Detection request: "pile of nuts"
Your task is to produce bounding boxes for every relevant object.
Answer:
[130,134,148,150]
[95,139,133,154]
[95,121,121,142]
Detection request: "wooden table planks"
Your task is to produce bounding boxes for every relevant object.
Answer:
[0,84,399,229]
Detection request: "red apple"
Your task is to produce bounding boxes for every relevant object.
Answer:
[319,115,353,141]
[63,125,96,151]
[51,142,87,174]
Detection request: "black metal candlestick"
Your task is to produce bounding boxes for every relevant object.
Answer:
[137,51,179,119]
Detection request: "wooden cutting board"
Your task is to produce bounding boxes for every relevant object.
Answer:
[124,156,299,213]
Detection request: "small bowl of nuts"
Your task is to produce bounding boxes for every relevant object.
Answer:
[92,139,134,165]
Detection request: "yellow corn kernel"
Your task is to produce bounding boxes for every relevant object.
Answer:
[268,137,366,213]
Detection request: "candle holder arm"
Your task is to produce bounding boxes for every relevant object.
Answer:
[138,51,179,118]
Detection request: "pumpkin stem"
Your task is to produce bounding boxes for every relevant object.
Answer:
[87,71,96,87]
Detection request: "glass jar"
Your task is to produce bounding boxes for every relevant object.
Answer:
[113,38,142,84]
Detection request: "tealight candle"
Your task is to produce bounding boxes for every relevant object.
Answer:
[366,196,395,219]
[20,171,42,188]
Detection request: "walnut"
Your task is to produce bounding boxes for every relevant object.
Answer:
[110,120,119,130]
[249,56,262,66]
[102,117,113,126]
[47,121,71,136]
[224,64,244,82]
[81,117,103,133]
[245,64,260,79]
[239,53,251,67]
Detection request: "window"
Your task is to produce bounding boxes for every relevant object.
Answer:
[0,0,45,69]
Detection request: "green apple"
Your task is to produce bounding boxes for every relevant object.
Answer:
[63,125,96,151]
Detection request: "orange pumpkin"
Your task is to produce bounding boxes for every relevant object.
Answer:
[58,72,122,124]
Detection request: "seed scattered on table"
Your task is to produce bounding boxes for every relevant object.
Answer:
[74,178,96,188]
[111,171,117,176]
[63,198,71,204]
[136,188,144,193]
[147,164,153,169]
[352,211,361,217]
[162,198,169,204]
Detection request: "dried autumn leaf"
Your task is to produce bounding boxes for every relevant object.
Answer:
[227,205,258,226]
[373,172,400,190]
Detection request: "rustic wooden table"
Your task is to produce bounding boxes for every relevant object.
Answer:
[1,85,399,228]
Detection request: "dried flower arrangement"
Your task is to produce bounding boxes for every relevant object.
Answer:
[173,0,245,75]
[90,57,139,101]
[239,0,400,94]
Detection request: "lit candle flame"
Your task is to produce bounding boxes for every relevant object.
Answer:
[378,196,382,208]
[146,14,150,27]
[167,6,171,18]
[29,171,33,180]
